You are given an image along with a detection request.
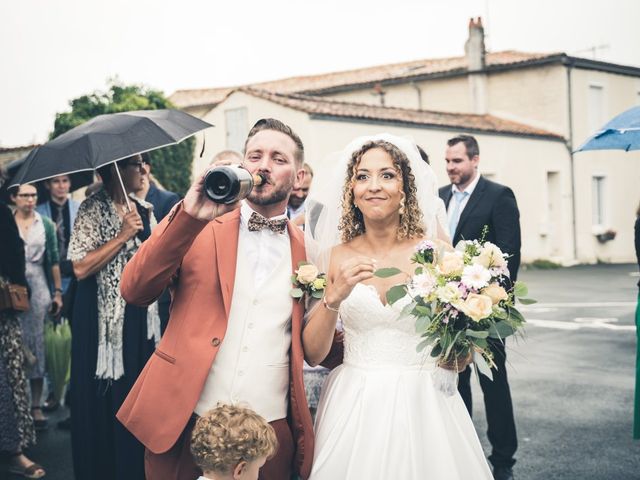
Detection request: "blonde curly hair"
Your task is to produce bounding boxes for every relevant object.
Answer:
[338,140,425,242]
[191,404,278,474]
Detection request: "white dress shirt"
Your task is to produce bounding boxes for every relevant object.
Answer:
[447,172,481,221]
[240,202,290,287]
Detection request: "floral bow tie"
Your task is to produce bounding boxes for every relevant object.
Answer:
[247,212,288,234]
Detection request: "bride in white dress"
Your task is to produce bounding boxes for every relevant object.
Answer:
[303,134,493,479]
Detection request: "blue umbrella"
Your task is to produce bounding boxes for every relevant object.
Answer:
[576,106,640,152]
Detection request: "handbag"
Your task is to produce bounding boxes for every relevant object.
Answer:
[0,283,30,312]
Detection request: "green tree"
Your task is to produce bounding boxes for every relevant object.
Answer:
[52,82,194,195]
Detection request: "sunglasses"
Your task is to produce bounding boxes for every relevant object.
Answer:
[124,161,146,170]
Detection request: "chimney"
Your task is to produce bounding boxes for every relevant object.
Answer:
[464,17,488,114]
[465,17,486,71]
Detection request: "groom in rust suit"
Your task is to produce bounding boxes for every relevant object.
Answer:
[117,118,339,480]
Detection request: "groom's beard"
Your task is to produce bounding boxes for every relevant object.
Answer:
[248,175,294,206]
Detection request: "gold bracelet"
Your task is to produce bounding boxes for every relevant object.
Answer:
[322,296,340,313]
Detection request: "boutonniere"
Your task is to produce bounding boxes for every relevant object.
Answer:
[290,262,327,300]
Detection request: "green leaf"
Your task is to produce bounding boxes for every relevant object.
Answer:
[473,337,488,349]
[444,330,463,359]
[414,305,431,316]
[374,267,403,278]
[488,321,517,339]
[415,315,431,333]
[385,285,408,305]
[465,329,489,339]
[416,338,432,352]
[290,288,303,298]
[400,301,417,317]
[473,352,494,380]
[513,281,528,297]
[493,308,508,320]
[507,307,526,324]
[430,343,442,358]
[311,290,324,299]
[518,297,537,305]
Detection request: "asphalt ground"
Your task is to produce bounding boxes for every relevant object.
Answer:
[4,263,640,480]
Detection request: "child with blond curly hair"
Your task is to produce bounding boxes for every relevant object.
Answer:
[191,404,278,480]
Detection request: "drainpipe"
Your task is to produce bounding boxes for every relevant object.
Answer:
[565,58,578,262]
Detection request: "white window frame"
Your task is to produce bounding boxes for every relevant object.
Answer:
[225,108,248,152]
[591,174,607,228]
[588,82,605,133]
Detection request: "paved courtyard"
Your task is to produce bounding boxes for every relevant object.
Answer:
[11,264,640,480]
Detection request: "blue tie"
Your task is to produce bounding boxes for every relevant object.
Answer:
[448,191,469,240]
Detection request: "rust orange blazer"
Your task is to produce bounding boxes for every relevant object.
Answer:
[116,204,315,479]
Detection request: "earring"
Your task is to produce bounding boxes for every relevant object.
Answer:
[399,194,406,216]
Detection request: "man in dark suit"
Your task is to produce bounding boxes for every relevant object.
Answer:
[439,134,521,480]
[138,154,181,223]
[135,153,181,333]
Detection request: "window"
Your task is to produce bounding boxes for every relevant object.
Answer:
[591,175,606,226]
[588,84,605,132]
[225,108,248,152]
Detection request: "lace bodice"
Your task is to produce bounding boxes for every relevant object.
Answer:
[340,283,432,369]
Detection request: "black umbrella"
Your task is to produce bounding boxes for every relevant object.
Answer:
[3,155,94,197]
[8,109,213,210]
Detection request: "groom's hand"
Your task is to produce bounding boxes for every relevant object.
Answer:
[184,167,240,221]
[325,256,377,308]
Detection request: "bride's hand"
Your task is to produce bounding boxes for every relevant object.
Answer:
[324,256,377,309]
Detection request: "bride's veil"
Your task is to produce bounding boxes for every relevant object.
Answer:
[305,133,448,274]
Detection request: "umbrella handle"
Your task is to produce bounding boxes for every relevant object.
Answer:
[114,165,132,213]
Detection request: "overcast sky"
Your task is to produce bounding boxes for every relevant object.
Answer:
[1,0,639,147]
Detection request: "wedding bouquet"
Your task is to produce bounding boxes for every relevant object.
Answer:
[376,233,534,394]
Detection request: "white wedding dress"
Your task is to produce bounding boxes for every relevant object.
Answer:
[309,283,493,480]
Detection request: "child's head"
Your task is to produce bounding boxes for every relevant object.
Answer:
[191,404,278,480]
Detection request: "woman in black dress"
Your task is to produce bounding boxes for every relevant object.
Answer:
[68,156,160,479]
[0,170,45,478]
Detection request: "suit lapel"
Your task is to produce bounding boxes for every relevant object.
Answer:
[455,175,486,238]
[288,222,306,329]
[213,209,241,319]
[442,188,453,209]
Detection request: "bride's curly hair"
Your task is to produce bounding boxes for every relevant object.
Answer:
[338,140,425,243]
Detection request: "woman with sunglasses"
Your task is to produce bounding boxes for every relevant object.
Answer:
[67,155,159,480]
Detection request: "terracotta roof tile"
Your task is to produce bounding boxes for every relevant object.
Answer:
[169,51,560,108]
[240,88,563,139]
[0,144,39,154]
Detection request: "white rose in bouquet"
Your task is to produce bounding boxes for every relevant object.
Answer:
[461,293,494,322]
[482,283,509,305]
[473,242,507,269]
[436,282,461,304]
[296,264,319,284]
[439,251,465,276]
